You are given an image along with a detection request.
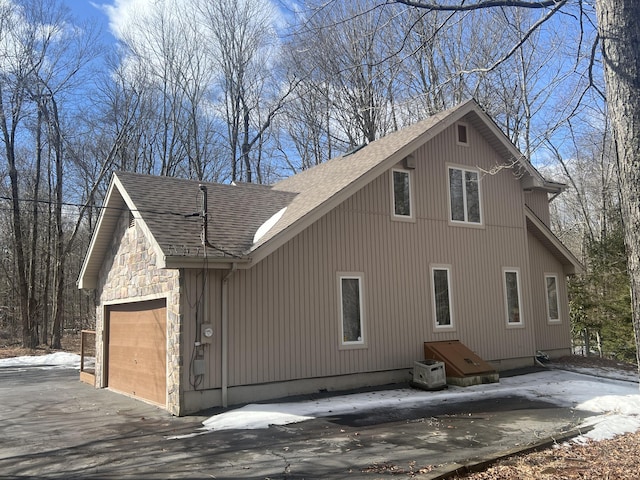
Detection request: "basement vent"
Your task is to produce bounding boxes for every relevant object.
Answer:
[128,211,135,228]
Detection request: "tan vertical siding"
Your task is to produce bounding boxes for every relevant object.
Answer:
[527,232,572,351]
[524,191,551,226]
[181,268,222,392]
[215,121,552,389]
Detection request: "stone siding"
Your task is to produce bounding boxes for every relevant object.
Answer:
[95,211,182,415]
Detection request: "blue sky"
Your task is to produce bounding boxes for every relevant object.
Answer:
[68,1,115,43]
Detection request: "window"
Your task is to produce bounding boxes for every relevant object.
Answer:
[503,269,523,325]
[391,168,412,219]
[448,167,481,224]
[545,275,560,322]
[432,267,453,328]
[340,275,364,345]
[457,123,469,145]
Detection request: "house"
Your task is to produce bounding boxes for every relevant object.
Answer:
[78,99,582,415]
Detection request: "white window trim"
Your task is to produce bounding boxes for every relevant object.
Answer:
[338,273,366,348]
[503,268,524,327]
[545,273,561,323]
[447,165,483,226]
[431,265,454,330]
[456,122,470,146]
[390,168,414,221]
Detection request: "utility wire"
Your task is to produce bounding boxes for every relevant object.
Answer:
[1,195,243,258]
[0,195,198,218]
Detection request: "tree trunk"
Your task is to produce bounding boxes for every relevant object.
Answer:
[595,0,640,374]
[49,96,65,350]
[584,328,590,357]
[242,101,252,183]
[1,89,36,348]
[29,105,43,346]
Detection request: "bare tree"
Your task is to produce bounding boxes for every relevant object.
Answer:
[0,0,101,347]
[199,0,290,183]
[285,0,401,152]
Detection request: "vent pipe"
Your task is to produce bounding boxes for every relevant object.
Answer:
[199,184,222,252]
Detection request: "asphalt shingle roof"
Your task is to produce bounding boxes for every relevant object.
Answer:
[115,172,297,259]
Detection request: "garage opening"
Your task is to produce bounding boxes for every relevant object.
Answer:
[106,299,167,406]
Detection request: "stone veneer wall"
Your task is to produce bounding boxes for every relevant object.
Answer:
[94,211,183,415]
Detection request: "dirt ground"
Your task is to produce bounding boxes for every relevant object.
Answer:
[453,355,640,480]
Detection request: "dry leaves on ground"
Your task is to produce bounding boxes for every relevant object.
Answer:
[453,431,640,480]
[455,355,639,480]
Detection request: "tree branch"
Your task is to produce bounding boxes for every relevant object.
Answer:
[393,0,565,11]
[450,0,568,75]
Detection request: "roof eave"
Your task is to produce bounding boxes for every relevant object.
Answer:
[77,176,123,290]
[164,255,251,269]
[525,207,584,275]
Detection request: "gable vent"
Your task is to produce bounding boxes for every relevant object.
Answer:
[128,211,135,228]
[457,123,469,146]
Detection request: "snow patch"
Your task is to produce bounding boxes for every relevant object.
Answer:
[253,207,286,244]
[0,352,81,369]
[169,368,640,443]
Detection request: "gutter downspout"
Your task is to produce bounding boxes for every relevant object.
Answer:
[221,263,237,408]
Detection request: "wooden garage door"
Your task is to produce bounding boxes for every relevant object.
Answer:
[106,299,166,406]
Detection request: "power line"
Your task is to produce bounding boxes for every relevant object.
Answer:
[0,195,199,218]
[0,195,242,258]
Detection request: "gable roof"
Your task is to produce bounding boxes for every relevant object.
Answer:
[77,172,296,288]
[248,99,562,261]
[78,99,566,289]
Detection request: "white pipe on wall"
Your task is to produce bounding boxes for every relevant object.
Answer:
[221,263,237,408]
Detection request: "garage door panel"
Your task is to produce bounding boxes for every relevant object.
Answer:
[107,299,166,406]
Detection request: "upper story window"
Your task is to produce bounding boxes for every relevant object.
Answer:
[339,274,365,347]
[545,274,560,323]
[503,268,523,326]
[391,168,413,219]
[448,166,482,224]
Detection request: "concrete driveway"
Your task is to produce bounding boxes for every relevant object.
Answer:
[0,366,591,479]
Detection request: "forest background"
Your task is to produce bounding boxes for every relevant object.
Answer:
[0,0,632,361]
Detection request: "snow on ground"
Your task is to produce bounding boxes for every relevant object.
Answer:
[0,352,82,369]
[2,353,639,444]
[173,367,640,443]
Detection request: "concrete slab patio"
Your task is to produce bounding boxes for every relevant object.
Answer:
[0,366,592,479]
